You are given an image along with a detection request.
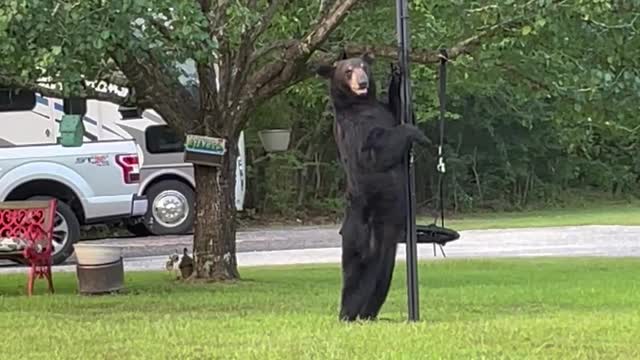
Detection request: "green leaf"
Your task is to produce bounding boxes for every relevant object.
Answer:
[535,18,547,28]
[522,25,532,36]
[574,103,582,112]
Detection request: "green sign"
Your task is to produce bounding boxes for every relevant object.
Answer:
[184,134,226,167]
[185,134,226,156]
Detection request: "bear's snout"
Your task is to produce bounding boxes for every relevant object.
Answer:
[349,68,369,95]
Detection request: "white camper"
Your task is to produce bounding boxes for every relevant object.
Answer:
[0,87,246,236]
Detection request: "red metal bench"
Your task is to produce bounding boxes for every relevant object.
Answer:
[0,200,57,296]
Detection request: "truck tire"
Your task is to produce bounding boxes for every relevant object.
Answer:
[144,180,194,235]
[28,196,81,265]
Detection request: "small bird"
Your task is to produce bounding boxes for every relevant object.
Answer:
[164,248,178,265]
[164,248,194,280]
[178,247,194,279]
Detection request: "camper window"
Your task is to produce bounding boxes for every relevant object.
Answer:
[146,125,184,154]
[0,88,36,112]
[63,97,87,116]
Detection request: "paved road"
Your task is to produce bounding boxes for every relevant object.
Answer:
[1,224,639,274]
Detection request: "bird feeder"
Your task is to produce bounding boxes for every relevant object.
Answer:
[183,134,227,167]
[57,114,85,147]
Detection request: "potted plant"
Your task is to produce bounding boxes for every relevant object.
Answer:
[256,108,293,153]
[74,243,123,265]
[73,243,125,295]
[258,128,291,152]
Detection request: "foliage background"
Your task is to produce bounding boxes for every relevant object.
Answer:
[244,0,640,220]
[2,0,638,221]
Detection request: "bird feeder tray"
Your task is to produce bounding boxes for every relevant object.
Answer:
[183,134,227,167]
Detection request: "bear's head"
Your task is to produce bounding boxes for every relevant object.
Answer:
[316,53,376,102]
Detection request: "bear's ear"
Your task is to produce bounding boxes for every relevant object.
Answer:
[338,48,348,60]
[361,52,375,65]
[315,64,335,79]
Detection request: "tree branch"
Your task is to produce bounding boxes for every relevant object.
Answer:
[343,43,463,64]
[343,17,527,63]
[250,0,280,44]
[498,63,551,92]
[195,0,227,126]
[243,0,361,100]
[230,1,281,105]
[196,62,220,135]
[150,18,173,42]
[246,40,298,68]
[91,67,131,89]
[261,16,532,105]
[109,49,199,135]
[225,0,361,135]
[198,0,230,38]
[300,0,361,54]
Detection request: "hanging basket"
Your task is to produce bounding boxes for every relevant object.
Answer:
[258,129,291,153]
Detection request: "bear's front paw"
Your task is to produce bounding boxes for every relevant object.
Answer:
[390,62,401,77]
[413,130,430,146]
[401,124,430,146]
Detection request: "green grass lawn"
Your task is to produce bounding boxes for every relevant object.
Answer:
[420,201,640,231]
[1,258,639,359]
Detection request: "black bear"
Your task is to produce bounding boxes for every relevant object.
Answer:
[316,53,429,321]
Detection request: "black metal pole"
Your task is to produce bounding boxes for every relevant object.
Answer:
[395,0,420,322]
[437,49,448,229]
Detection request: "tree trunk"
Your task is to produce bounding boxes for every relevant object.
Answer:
[191,144,240,281]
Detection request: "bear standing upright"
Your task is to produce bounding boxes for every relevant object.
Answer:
[316,53,429,321]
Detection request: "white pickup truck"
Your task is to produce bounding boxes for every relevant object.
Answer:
[0,140,148,265]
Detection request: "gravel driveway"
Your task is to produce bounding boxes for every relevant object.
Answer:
[1,224,638,274]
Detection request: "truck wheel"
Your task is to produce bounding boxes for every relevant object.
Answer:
[144,180,194,235]
[28,196,81,265]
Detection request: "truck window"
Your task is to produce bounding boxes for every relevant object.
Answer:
[63,97,87,116]
[145,125,184,154]
[0,88,36,112]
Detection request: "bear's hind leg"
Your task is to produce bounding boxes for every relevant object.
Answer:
[358,222,403,320]
[339,245,367,321]
[339,208,379,321]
